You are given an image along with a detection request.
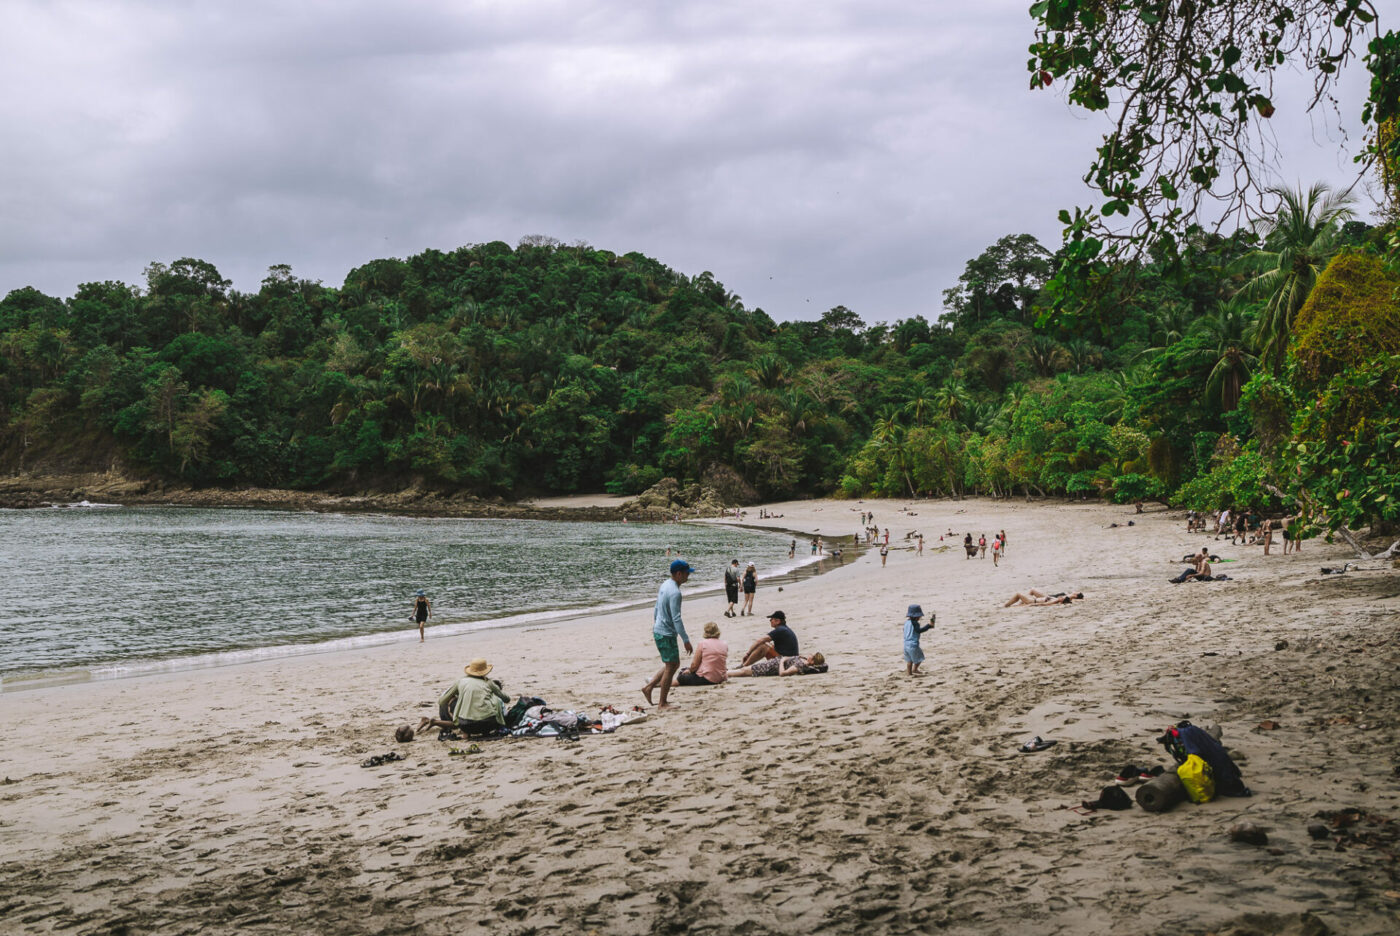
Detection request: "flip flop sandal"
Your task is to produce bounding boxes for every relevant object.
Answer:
[1018,736,1058,753]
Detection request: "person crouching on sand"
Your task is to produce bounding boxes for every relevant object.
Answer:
[643,559,694,710]
[417,658,509,736]
[903,604,934,677]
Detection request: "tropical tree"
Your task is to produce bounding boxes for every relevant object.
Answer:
[1187,295,1258,412]
[1239,183,1355,373]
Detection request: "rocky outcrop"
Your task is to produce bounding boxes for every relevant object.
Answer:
[619,477,732,520]
[0,472,666,522]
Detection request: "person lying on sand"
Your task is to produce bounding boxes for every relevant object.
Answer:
[739,611,799,666]
[1003,589,1084,607]
[728,653,825,678]
[417,658,510,736]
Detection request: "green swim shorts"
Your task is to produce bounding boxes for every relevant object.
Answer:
[654,633,680,664]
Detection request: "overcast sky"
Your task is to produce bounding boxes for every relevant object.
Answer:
[0,1,1379,324]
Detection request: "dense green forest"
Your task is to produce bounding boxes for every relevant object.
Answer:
[1,199,1396,538]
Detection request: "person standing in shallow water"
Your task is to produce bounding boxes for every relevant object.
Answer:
[643,560,694,711]
[412,590,431,642]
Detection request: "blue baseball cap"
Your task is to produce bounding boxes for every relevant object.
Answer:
[670,559,695,575]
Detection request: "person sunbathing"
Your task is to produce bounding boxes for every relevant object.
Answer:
[728,652,825,677]
[1003,589,1083,607]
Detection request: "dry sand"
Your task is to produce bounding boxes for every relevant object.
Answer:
[2,498,1398,935]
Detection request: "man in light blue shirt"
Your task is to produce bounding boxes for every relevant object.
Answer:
[643,559,694,710]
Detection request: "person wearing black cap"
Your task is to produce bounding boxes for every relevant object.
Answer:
[739,610,799,666]
[642,559,694,710]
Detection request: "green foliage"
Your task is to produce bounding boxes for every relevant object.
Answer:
[1027,1,1379,323]
[1171,444,1272,512]
[1291,250,1400,381]
[0,211,1392,526]
[1292,353,1400,530]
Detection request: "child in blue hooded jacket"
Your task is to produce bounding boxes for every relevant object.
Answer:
[903,603,934,677]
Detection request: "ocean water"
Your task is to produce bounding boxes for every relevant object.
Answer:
[0,507,805,687]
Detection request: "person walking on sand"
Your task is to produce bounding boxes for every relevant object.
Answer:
[999,530,1007,555]
[643,560,694,710]
[991,536,1001,566]
[903,604,934,677]
[917,534,924,556]
[880,543,889,567]
[741,562,758,616]
[978,534,987,559]
[724,559,741,618]
[411,590,432,642]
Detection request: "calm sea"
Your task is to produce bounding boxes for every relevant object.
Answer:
[0,507,804,687]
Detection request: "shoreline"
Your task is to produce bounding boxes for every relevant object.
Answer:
[0,517,853,694]
[2,496,1397,934]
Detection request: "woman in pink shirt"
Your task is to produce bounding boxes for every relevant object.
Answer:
[675,621,728,686]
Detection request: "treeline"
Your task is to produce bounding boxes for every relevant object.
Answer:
[1,213,1396,534]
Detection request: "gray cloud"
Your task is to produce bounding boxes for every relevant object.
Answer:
[0,0,1378,323]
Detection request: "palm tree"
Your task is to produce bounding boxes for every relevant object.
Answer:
[903,384,934,427]
[933,377,969,423]
[1187,295,1258,412]
[1065,339,1100,374]
[1024,335,1065,378]
[1241,182,1354,373]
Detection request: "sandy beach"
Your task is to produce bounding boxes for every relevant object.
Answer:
[2,498,1398,935]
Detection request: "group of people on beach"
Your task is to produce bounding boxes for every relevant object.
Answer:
[644,559,825,708]
[1186,508,1307,556]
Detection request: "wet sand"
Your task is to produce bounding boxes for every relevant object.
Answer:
[2,498,1398,934]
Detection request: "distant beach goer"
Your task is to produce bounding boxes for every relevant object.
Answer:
[412,590,432,643]
[1003,590,1084,607]
[999,530,1007,555]
[728,653,825,678]
[879,543,889,567]
[741,563,757,616]
[991,537,1002,566]
[740,611,799,666]
[789,539,796,558]
[417,659,509,736]
[675,621,729,686]
[964,533,974,559]
[916,534,924,556]
[724,559,741,618]
[642,560,694,710]
[978,534,987,559]
[903,603,934,677]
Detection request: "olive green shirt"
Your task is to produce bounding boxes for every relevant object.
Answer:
[439,675,509,724]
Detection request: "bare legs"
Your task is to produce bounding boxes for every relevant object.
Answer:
[642,660,680,709]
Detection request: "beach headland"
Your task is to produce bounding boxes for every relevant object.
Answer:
[1,497,1398,934]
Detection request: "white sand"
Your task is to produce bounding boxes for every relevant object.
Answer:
[2,498,1398,934]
